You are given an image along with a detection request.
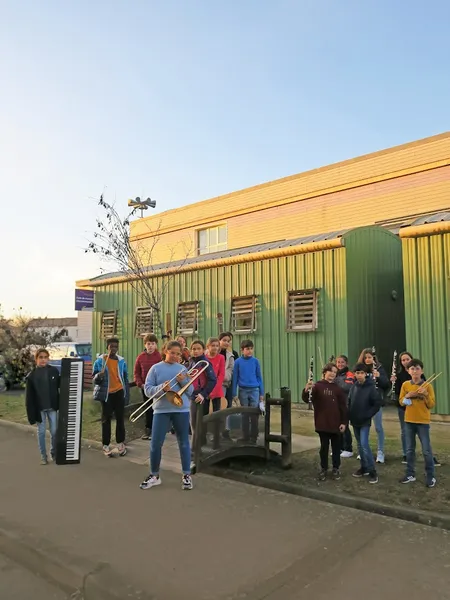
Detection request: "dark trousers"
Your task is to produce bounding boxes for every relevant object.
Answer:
[141,388,154,432]
[340,424,353,452]
[101,389,125,446]
[203,397,221,415]
[318,431,341,471]
[224,386,233,408]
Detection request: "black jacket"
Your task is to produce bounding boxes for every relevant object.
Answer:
[348,378,381,428]
[25,365,60,425]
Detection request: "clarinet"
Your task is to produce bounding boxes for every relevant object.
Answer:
[371,346,378,389]
[308,356,314,410]
[390,350,398,397]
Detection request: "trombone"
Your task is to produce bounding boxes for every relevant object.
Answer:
[129,359,211,423]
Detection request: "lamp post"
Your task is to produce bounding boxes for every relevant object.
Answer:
[127,197,156,218]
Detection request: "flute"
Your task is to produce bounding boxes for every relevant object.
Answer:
[390,350,398,396]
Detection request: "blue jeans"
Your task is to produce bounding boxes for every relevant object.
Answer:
[353,425,376,473]
[398,407,407,456]
[150,412,191,475]
[405,422,435,480]
[238,387,259,441]
[373,408,384,453]
[37,409,58,458]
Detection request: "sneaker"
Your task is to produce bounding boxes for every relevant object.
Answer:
[357,455,361,460]
[332,468,341,480]
[433,457,441,467]
[401,456,407,464]
[118,443,127,456]
[140,474,161,490]
[103,445,113,457]
[340,451,353,458]
[141,429,151,440]
[426,477,437,488]
[368,472,379,484]
[352,468,365,478]
[376,451,385,464]
[182,474,193,490]
[317,469,327,481]
[400,475,416,484]
[40,456,48,465]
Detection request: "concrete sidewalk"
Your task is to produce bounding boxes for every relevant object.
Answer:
[1,424,450,600]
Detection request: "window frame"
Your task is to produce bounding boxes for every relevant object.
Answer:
[197,224,228,255]
[101,310,118,339]
[134,306,156,338]
[286,289,318,332]
[176,301,199,336]
[230,295,257,333]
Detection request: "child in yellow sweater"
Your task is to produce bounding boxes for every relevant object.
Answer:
[399,359,436,488]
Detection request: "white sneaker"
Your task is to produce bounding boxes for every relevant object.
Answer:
[182,474,193,490]
[140,474,161,490]
[376,451,385,464]
[357,455,361,460]
[103,445,113,457]
[340,451,353,458]
[117,443,127,456]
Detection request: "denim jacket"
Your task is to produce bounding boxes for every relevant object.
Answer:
[93,354,130,404]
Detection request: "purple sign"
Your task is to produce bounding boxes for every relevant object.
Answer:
[75,289,94,311]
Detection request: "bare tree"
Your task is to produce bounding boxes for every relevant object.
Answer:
[85,194,192,335]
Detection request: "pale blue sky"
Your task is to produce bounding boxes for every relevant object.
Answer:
[1,0,449,317]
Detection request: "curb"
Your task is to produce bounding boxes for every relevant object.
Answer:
[0,418,103,451]
[205,466,450,531]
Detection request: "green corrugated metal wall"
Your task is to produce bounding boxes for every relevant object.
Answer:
[92,247,349,403]
[402,232,450,414]
[344,227,406,368]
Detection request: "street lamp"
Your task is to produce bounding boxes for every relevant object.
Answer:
[127,197,156,218]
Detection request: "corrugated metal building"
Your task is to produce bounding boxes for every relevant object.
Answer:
[80,226,405,403]
[401,212,450,415]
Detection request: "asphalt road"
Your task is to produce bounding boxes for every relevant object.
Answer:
[1,423,449,600]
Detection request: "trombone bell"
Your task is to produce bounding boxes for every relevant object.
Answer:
[164,391,184,406]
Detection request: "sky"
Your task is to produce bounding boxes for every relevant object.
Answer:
[1,0,449,318]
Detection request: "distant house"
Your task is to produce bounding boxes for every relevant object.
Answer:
[30,317,91,343]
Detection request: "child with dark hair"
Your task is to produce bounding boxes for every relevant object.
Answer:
[358,348,389,464]
[187,340,217,449]
[93,337,129,458]
[25,348,60,465]
[232,340,265,443]
[335,354,355,458]
[399,359,436,488]
[205,337,225,413]
[349,363,380,484]
[134,333,162,440]
[302,363,348,481]
[219,332,237,439]
[141,340,195,490]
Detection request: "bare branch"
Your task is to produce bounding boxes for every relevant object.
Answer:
[85,194,192,335]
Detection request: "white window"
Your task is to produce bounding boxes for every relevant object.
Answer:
[135,307,156,337]
[286,290,318,332]
[198,225,227,255]
[176,302,199,336]
[230,296,256,333]
[101,310,117,339]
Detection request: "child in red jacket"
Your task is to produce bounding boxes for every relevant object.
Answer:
[302,363,348,481]
[134,334,162,439]
[205,337,225,414]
